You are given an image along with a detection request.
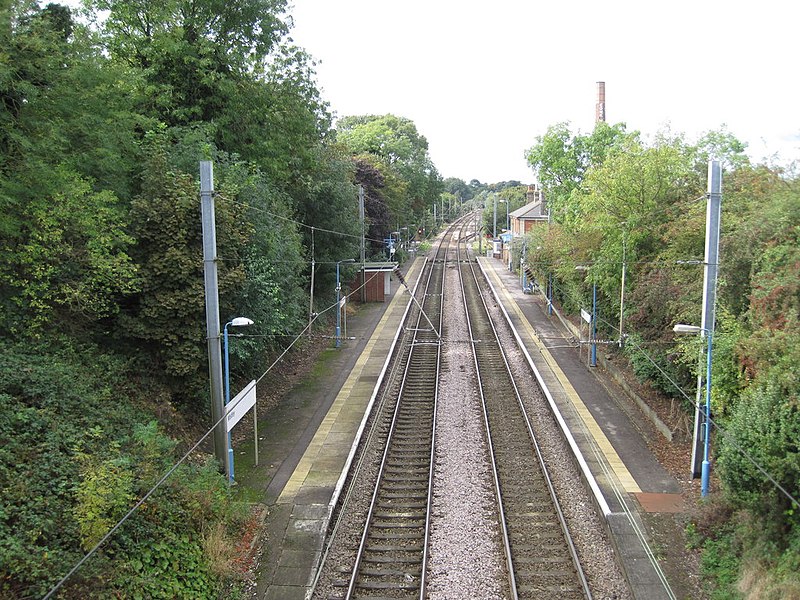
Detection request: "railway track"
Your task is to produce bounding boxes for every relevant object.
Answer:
[316,216,594,599]
[457,221,591,599]
[338,229,451,599]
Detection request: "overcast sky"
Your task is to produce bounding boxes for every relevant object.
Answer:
[287,0,800,184]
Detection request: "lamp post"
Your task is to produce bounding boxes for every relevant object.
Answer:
[575,266,597,367]
[674,323,713,497]
[223,316,254,482]
[493,194,498,238]
[502,198,509,230]
[336,259,355,348]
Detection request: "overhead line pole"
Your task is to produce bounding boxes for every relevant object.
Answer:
[359,186,366,302]
[200,161,229,479]
[690,160,722,479]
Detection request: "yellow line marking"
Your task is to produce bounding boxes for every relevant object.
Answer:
[277,260,422,504]
[481,259,641,494]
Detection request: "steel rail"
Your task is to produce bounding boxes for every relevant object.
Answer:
[343,226,453,599]
[457,219,591,600]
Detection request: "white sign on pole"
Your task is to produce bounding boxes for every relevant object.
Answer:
[581,308,592,324]
[225,380,256,432]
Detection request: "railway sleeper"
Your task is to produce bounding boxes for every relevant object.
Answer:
[368,531,425,540]
[373,510,426,519]
[370,520,425,529]
[354,580,419,591]
[379,492,427,500]
[358,566,421,578]
[515,581,583,595]
[361,555,424,564]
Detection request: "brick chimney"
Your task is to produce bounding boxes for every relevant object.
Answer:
[526,185,536,204]
[596,81,606,123]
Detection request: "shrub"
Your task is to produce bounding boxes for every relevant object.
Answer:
[0,342,237,598]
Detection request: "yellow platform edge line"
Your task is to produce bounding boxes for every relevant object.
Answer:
[482,261,642,495]
[277,260,421,504]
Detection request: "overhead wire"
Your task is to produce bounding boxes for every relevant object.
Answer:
[224,196,388,246]
[42,267,391,598]
[593,315,798,509]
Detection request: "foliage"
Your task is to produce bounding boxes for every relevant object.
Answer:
[1,167,139,335]
[717,375,800,539]
[525,121,635,223]
[353,156,393,255]
[91,0,289,125]
[118,130,247,401]
[0,341,240,599]
[527,117,800,596]
[337,114,443,225]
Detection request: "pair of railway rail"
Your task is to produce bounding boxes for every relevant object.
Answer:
[318,217,592,599]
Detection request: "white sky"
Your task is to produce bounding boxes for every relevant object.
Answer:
[287,0,800,184]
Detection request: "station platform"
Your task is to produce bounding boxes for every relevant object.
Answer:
[249,253,688,600]
[477,256,683,600]
[249,259,423,600]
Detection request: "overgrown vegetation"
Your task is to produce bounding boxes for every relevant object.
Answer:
[0,0,445,596]
[525,122,800,598]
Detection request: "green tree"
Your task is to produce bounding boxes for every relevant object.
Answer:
[525,121,634,225]
[337,114,443,222]
[118,131,248,400]
[91,0,289,124]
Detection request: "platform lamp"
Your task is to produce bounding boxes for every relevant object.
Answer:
[223,316,254,482]
[336,259,355,347]
[674,323,713,497]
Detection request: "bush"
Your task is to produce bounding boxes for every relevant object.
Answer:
[0,342,237,598]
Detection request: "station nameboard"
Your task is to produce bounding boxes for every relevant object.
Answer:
[225,380,256,432]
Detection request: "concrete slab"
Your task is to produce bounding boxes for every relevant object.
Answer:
[635,492,685,513]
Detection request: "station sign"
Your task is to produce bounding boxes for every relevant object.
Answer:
[225,380,256,432]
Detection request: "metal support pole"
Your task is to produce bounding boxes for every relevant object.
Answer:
[619,232,626,348]
[701,332,713,496]
[309,227,315,330]
[223,324,234,482]
[359,186,365,265]
[547,272,553,315]
[335,262,342,348]
[359,186,366,302]
[493,195,497,239]
[200,162,229,479]
[335,259,354,347]
[691,160,722,479]
[591,283,597,367]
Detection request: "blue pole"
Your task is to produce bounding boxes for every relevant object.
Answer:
[701,332,713,496]
[223,323,234,482]
[591,283,597,367]
[335,262,342,348]
[547,272,553,315]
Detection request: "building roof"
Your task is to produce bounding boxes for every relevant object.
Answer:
[510,199,548,220]
[361,262,398,272]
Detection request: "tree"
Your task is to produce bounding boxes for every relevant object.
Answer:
[118,131,248,401]
[353,156,391,255]
[337,114,443,223]
[525,121,634,225]
[443,177,473,201]
[0,2,141,336]
[90,0,289,124]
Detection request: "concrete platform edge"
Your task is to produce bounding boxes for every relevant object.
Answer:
[477,256,676,600]
[327,258,423,515]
